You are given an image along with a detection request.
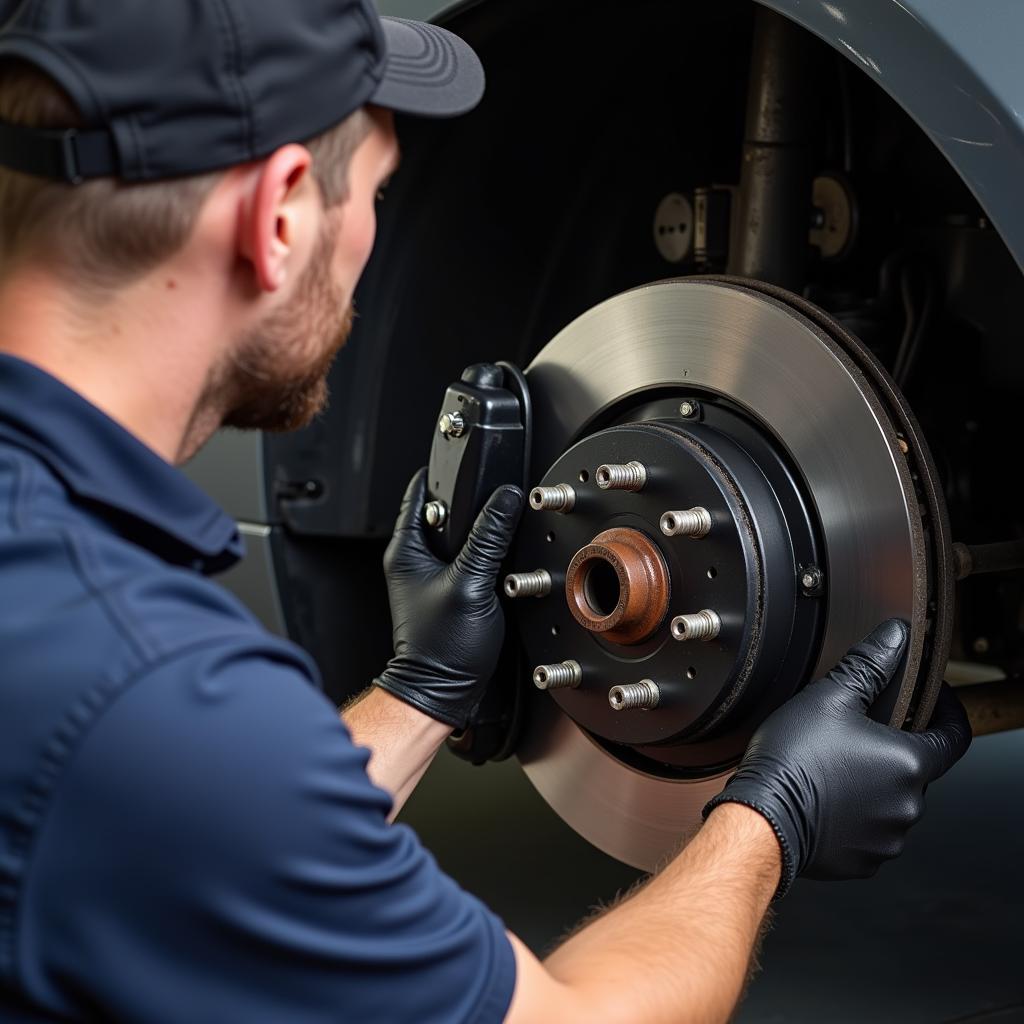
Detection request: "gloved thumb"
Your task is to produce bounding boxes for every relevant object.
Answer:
[454,485,524,582]
[827,618,908,712]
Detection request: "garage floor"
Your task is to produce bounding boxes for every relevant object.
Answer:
[402,729,1024,1022]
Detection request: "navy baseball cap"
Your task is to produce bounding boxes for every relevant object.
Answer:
[0,0,484,184]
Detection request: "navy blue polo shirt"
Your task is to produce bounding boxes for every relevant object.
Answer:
[0,354,515,1023]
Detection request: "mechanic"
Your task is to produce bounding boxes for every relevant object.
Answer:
[0,3,970,1022]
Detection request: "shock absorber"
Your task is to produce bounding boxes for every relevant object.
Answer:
[727,7,819,291]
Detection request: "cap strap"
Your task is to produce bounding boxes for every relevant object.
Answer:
[0,120,117,184]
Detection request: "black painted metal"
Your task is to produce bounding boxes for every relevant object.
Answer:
[512,405,824,774]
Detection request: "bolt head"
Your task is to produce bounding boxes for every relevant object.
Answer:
[438,411,466,438]
[424,500,448,529]
[800,567,823,591]
[679,400,700,419]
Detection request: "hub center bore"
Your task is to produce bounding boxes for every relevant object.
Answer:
[566,527,670,645]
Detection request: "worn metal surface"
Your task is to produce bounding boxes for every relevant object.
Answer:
[959,679,1024,737]
[727,6,817,289]
[954,540,1024,580]
[565,527,671,644]
[518,278,926,870]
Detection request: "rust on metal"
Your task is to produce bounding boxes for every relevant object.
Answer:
[957,679,1024,736]
[565,527,670,645]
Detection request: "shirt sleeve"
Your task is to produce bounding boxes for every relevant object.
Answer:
[20,636,516,1024]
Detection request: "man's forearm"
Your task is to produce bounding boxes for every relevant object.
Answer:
[342,687,451,817]
[507,803,780,1023]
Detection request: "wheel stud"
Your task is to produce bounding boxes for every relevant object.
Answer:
[595,461,647,492]
[504,570,552,599]
[530,484,576,513]
[533,660,582,690]
[608,680,660,711]
[660,507,712,538]
[671,610,722,642]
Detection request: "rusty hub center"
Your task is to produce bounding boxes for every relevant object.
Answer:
[565,527,670,645]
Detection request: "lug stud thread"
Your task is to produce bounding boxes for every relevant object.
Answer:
[660,507,712,538]
[608,679,660,711]
[671,609,722,642]
[533,660,582,691]
[595,461,647,492]
[504,569,552,599]
[530,484,576,513]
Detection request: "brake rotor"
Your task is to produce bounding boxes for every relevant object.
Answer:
[512,277,952,871]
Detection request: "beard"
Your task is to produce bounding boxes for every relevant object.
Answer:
[215,217,354,434]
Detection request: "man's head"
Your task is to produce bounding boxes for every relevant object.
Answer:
[0,2,482,458]
[0,59,394,438]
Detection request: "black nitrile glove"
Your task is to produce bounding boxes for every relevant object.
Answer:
[704,619,971,896]
[373,467,525,730]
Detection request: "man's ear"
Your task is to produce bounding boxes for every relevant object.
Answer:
[238,144,314,293]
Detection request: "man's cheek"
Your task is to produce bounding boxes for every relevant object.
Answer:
[349,201,378,273]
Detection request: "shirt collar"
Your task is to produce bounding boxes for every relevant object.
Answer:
[0,354,243,573]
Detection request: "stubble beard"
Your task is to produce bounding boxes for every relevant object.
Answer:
[217,217,353,434]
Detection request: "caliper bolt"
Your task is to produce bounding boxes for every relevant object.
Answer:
[530,484,576,513]
[504,569,552,599]
[671,609,722,642]
[438,411,466,438]
[800,566,824,593]
[423,500,448,529]
[533,660,582,691]
[660,507,712,538]
[608,680,660,711]
[679,399,701,419]
[596,461,647,492]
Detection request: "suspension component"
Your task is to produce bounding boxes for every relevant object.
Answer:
[530,483,576,513]
[504,569,552,599]
[533,660,583,691]
[595,461,647,492]
[609,680,660,711]
[670,610,722,642]
[660,507,712,538]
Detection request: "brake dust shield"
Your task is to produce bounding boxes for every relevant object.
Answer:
[513,278,951,871]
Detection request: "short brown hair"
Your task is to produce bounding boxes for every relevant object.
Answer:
[0,59,372,291]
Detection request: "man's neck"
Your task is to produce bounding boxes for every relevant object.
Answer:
[0,264,228,465]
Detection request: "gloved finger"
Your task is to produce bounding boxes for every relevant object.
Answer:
[827,619,908,712]
[387,467,434,559]
[453,485,524,582]
[911,682,972,782]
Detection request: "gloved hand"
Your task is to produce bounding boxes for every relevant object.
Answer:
[373,467,525,730]
[704,619,971,896]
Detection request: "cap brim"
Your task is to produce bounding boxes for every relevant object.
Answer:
[370,17,485,119]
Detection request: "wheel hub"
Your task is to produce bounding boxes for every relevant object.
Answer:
[515,418,823,758]
[565,526,670,646]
